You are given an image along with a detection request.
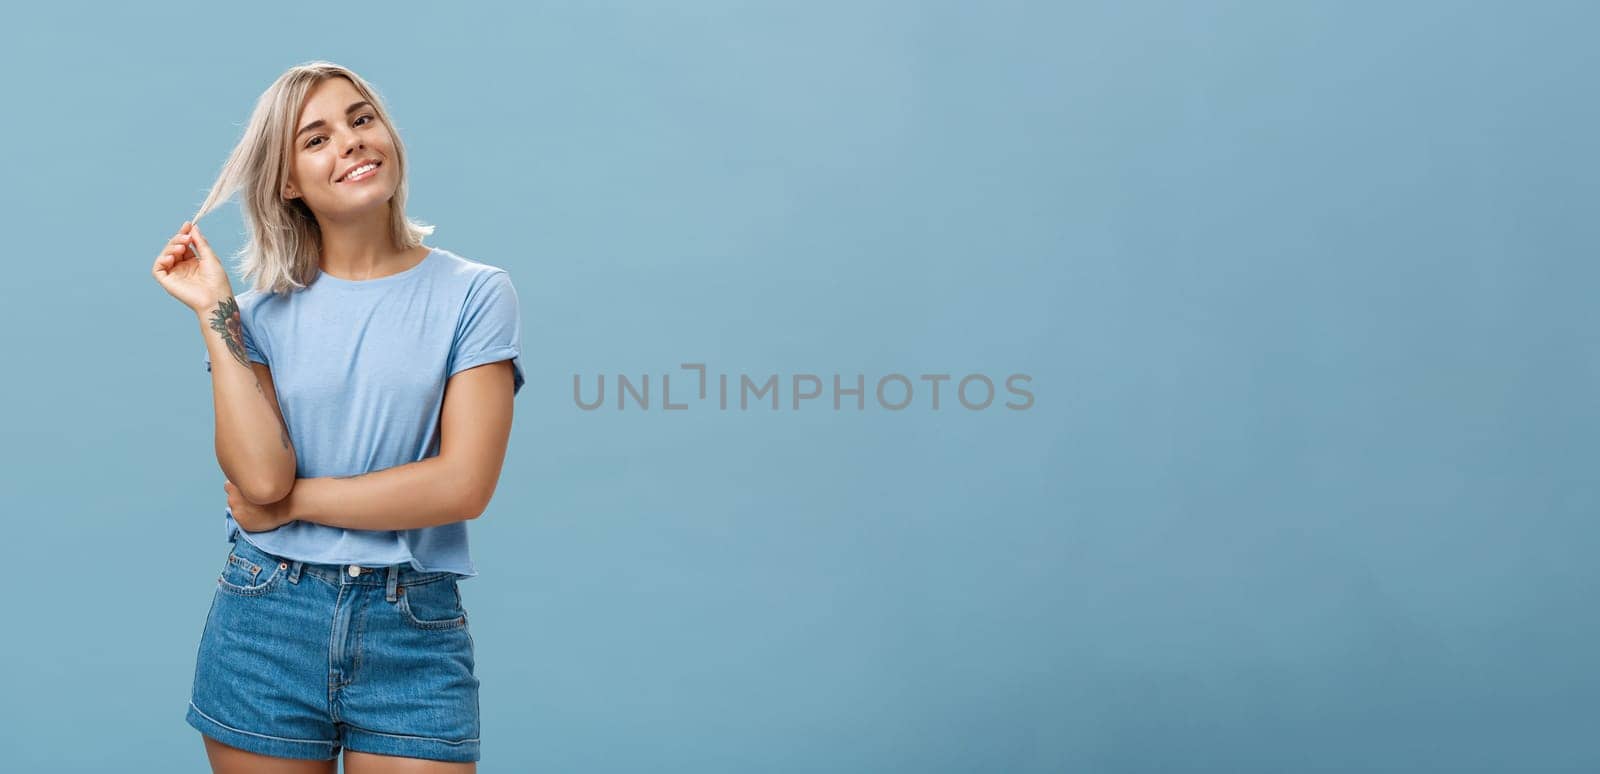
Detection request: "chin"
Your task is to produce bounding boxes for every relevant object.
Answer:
[328,190,396,214]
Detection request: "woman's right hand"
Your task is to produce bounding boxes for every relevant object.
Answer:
[151,222,235,314]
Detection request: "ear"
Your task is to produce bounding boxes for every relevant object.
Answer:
[283,182,300,201]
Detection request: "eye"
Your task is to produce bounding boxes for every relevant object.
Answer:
[304,116,377,149]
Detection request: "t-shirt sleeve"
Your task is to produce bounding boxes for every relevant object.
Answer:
[448,270,525,395]
[203,309,268,373]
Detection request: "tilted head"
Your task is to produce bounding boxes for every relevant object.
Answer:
[192,61,434,294]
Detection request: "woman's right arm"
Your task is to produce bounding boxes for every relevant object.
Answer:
[153,222,297,505]
[196,294,297,504]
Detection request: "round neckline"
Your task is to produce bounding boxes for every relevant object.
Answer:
[314,247,437,288]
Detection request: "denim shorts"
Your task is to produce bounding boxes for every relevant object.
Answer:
[185,535,480,762]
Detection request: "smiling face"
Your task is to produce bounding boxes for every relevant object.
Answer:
[281,76,397,219]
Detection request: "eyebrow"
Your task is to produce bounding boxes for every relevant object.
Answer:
[296,101,373,138]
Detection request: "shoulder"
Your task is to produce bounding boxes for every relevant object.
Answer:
[232,287,293,327]
[429,246,514,286]
[237,284,301,309]
[428,247,518,305]
[233,287,271,317]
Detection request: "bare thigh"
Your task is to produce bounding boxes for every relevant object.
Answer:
[202,735,337,774]
[344,749,476,773]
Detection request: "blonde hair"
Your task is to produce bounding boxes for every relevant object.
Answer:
[190,61,434,295]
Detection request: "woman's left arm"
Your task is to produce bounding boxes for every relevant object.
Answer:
[238,361,517,532]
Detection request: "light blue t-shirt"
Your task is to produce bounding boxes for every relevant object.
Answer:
[203,246,525,578]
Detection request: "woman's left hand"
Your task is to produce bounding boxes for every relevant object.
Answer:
[224,479,295,532]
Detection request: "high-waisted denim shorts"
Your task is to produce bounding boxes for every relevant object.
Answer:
[185,535,480,762]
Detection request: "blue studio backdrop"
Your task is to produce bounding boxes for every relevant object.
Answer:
[0,1,1596,772]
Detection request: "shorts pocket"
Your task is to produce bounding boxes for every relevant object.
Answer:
[217,550,286,597]
[397,578,468,630]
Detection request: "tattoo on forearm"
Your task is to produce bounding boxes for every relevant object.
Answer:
[207,297,252,370]
[206,297,289,451]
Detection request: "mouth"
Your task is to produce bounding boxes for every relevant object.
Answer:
[336,160,383,184]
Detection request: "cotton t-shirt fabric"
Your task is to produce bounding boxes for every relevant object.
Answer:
[203,246,524,578]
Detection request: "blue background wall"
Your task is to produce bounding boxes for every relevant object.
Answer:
[1,1,1595,771]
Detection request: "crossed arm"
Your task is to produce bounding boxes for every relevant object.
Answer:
[227,359,517,532]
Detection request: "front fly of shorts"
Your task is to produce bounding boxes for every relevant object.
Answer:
[185,535,480,762]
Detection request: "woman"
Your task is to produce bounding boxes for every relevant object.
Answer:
[150,61,522,772]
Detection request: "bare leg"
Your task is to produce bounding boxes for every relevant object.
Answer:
[344,749,476,773]
[202,734,338,774]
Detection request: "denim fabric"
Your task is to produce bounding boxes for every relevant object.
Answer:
[186,534,481,762]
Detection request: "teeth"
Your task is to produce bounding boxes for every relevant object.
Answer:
[341,162,377,182]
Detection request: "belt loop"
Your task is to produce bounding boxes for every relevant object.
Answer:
[385,565,400,603]
[289,560,304,584]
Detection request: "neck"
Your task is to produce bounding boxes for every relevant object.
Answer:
[315,204,417,280]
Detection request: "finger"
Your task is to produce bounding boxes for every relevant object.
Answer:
[163,236,197,261]
[191,225,213,258]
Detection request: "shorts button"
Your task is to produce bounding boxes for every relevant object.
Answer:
[279,562,288,570]
[348,565,361,577]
